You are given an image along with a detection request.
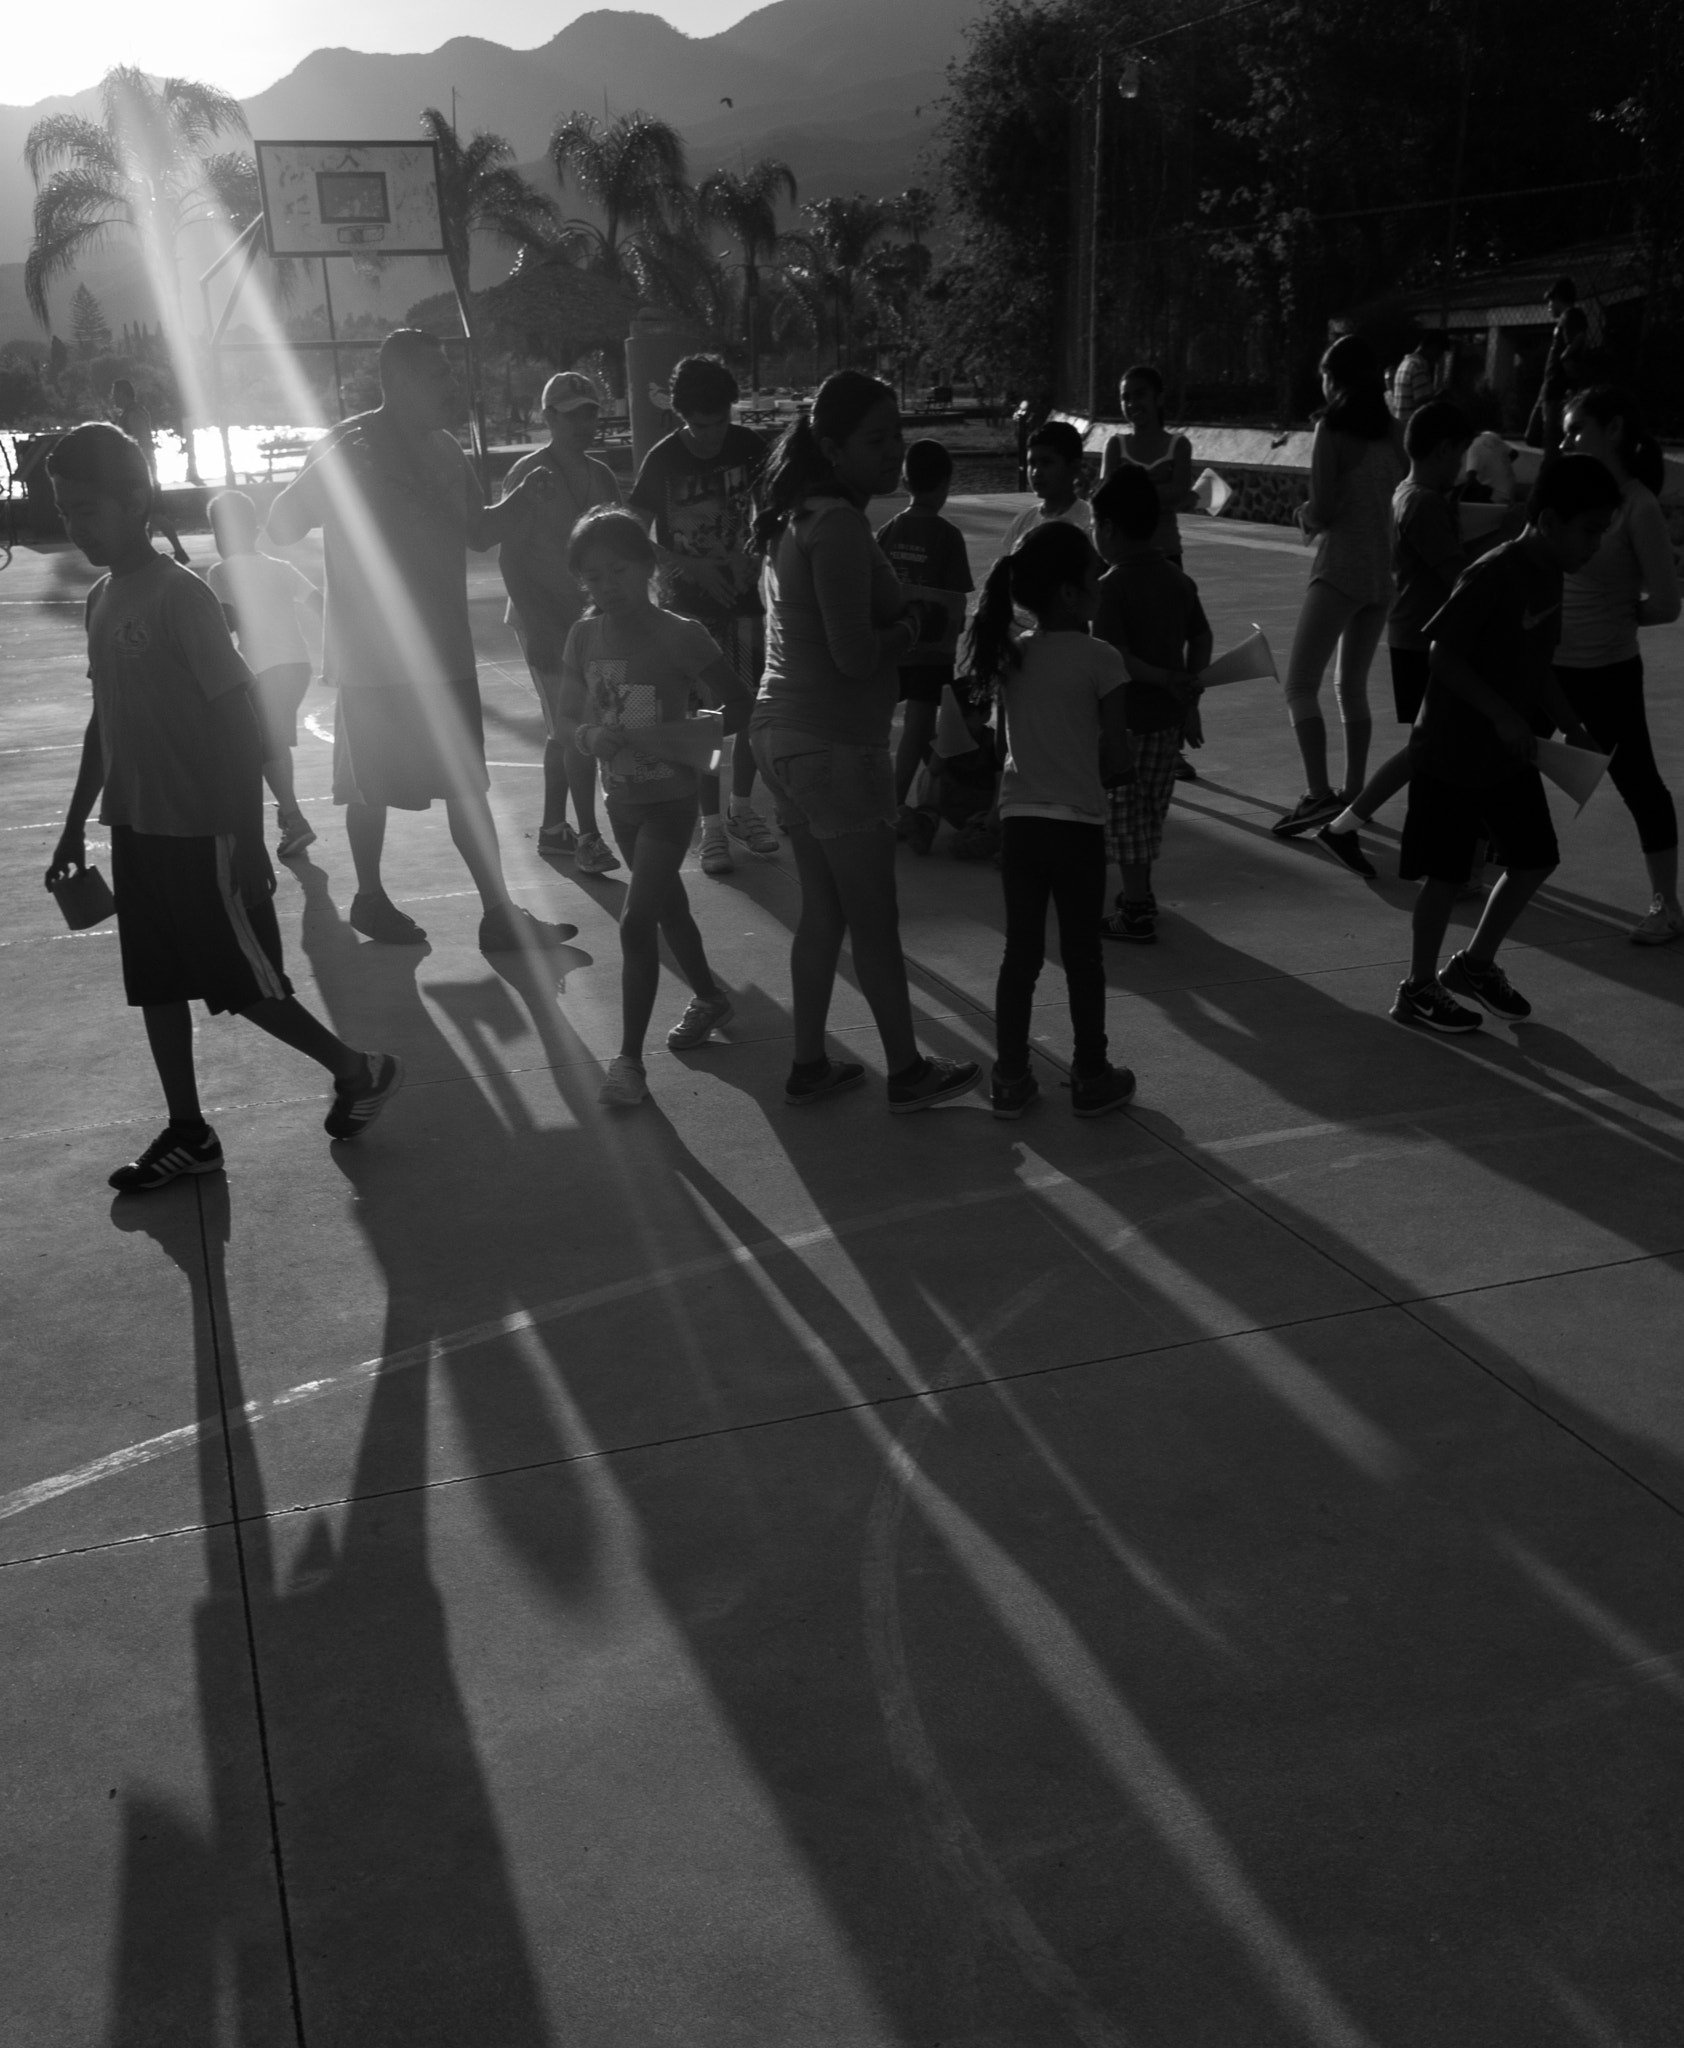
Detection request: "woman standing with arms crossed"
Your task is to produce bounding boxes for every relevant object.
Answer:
[1273,336,1406,838]
[750,372,979,1111]
[1558,385,1684,942]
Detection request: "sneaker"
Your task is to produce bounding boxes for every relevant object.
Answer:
[887,1055,980,1114]
[727,805,780,856]
[324,1052,405,1140]
[903,809,938,856]
[1173,753,1197,783]
[598,1055,649,1107]
[784,1058,867,1106]
[1102,904,1156,944]
[699,821,734,876]
[1440,949,1531,1020]
[479,902,578,952]
[109,1123,223,1192]
[667,989,734,1050]
[350,892,426,944]
[1315,823,1377,877]
[573,831,621,875]
[537,822,577,855]
[1071,1065,1137,1117]
[277,813,317,861]
[1630,897,1684,947]
[1271,791,1343,839]
[1389,976,1483,1033]
[990,1066,1040,1120]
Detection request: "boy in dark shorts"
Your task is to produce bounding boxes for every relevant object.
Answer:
[628,354,772,873]
[875,438,974,828]
[1090,467,1211,943]
[1323,400,1520,874]
[42,424,402,1190]
[1390,453,1619,1033]
[206,490,323,861]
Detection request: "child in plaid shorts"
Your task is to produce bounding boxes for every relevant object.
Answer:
[1091,469,1212,941]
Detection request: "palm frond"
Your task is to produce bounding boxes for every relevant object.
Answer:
[24,114,117,185]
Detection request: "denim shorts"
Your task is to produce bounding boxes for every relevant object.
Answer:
[750,725,898,840]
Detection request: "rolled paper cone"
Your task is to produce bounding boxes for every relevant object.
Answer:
[614,713,726,768]
[1199,626,1278,688]
[1534,737,1612,814]
[1458,501,1508,541]
[933,683,980,758]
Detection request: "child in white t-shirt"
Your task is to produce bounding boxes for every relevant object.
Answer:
[962,519,1137,1121]
[560,511,749,1107]
[208,491,323,860]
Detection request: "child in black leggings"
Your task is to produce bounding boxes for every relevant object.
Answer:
[964,522,1137,1118]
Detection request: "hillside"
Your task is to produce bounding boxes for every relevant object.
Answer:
[0,0,981,337]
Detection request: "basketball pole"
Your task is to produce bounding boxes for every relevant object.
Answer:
[200,216,267,488]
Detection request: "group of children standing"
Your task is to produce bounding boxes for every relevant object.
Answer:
[39,343,1679,1185]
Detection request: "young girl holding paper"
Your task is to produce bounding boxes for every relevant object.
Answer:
[1557,387,1684,944]
[562,510,741,1105]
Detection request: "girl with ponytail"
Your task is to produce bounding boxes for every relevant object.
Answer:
[960,522,1138,1121]
[1558,385,1684,941]
[748,370,980,1111]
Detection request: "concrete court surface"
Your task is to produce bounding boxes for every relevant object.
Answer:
[4,491,1684,2048]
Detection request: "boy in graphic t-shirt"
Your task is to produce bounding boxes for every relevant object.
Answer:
[629,355,772,873]
[1390,453,1619,1034]
[43,424,402,1193]
[875,438,974,821]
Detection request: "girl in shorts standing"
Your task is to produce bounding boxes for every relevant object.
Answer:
[1274,336,1406,838]
[561,511,740,1106]
[963,522,1137,1120]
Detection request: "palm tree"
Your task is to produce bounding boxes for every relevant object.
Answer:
[26,68,258,480]
[781,196,889,372]
[891,187,937,249]
[547,110,705,312]
[25,68,255,329]
[697,157,797,392]
[420,107,556,304]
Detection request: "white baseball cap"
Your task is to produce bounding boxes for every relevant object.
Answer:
[542,372,604,414]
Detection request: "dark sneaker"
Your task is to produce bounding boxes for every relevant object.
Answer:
[1103,904,1156,944]
[1173,752,1197,782]
[990,1066,1040,1120]
[887,1055,981,1114]
[109,1124,223,1192]
[1071,1065,1137,1118]
[1440,949,1531,1019]
[784,1058,867,1106]
[1271,791,1343,838]
[1315,823,1377,877]
[479,903,578,952]
[1389,977,1482,1033]
[277,813,317,861]
[324,1052,405,1139]
[350,892,427,944]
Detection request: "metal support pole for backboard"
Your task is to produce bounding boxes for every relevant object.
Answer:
[321,259,346,419]
[445,253,487,487]
[200,216,267,486]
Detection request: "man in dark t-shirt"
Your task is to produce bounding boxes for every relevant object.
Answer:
[1389,454,1618,1035]
[629,355,770,871]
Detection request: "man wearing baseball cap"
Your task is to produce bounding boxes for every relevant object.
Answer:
[497,372,624,871]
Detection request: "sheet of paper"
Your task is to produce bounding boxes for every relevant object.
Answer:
[934,682,980,758]
[1199,626,1278,688]
[1534,737,1612,814]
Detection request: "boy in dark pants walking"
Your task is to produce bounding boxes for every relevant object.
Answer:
[1390,454,1619,1033]
[43,424,402,1190]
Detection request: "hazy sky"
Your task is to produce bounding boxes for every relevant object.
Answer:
[9,1,763,105]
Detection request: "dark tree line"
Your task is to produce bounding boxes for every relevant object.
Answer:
[931,0,1683,423]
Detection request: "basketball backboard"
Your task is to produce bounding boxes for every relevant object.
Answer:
[254,142,446,259]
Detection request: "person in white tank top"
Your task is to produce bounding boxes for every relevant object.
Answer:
[1557,386,1683,943]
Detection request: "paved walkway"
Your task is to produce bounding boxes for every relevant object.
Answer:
[4,498,1684,2046]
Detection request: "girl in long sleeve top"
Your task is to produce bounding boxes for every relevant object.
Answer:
[750,372,979,1113]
